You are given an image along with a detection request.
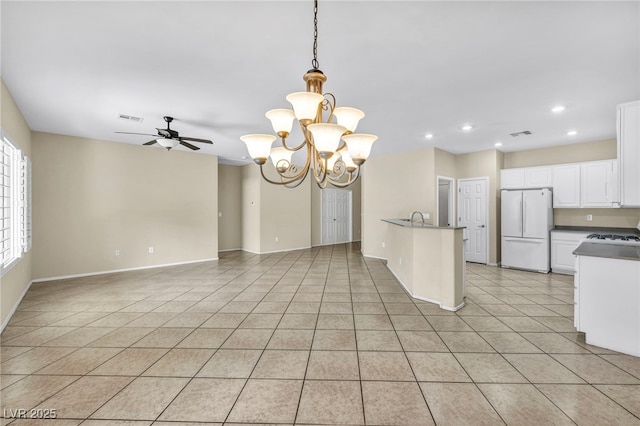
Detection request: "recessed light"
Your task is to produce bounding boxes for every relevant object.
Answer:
[425,133,434,139]
[567,130,578,136]
[551,105,566,113]
[461,125,473,131]
[494,142,503,147]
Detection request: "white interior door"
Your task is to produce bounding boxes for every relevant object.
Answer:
[322,189,352,245]
[458,178,488,264]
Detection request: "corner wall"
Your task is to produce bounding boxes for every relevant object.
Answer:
[455,149,503,265]
[1,80,32,328]
[361,147,436,259]
[32,132,219,280]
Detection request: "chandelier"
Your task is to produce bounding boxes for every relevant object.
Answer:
[240,0,377,189]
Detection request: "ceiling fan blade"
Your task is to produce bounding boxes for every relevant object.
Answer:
[180,136,213,144]
[143,140,157,146]
[180,141,200,151]
[115,131,158,136]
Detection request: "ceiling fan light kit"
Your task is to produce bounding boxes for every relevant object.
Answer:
[240,0,377,188]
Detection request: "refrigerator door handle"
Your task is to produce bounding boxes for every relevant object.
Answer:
[504,237,543,243]
[522,199,526,234]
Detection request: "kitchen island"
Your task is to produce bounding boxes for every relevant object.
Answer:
[573,241,640,357]
[383,219,465,311]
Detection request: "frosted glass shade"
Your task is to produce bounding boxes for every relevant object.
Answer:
[307,123,347,154]
[285,92,324,121]
[340,150,357,170]
[343,133,377,161]
[157,138,179,149]
[240,134,276,160]
[333,107,364,132]
[270,147,293,170]
[265,109,295,134]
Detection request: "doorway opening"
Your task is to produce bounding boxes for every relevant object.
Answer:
[321,188,353,245]
[437,176,455,227]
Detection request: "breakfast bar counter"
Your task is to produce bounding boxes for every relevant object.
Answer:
[382,219,466,311]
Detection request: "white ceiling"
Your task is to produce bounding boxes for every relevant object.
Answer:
[2,1,639,164]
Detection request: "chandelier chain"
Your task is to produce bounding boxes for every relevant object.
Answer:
[312,0,319,70]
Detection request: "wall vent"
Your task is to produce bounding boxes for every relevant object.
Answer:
[510,130,532,137]
[118,114,144,123]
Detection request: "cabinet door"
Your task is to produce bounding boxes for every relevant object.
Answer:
[552,164,580,208]
[551,239,579,274]
[618,101,640,207]
[500,169,525,189]
[581,160,618,208]
[525,166,553,188]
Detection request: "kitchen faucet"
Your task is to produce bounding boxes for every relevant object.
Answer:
[410,211,425,224]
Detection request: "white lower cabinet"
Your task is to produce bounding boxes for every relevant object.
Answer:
[550,231,590,274]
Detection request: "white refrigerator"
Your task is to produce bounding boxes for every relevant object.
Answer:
[501,188,553,273]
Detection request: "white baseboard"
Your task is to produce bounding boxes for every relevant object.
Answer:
[1,280,33,333]
[218,248,243,253]
[31,257,220,284]
[362,253,388,261]
[386,264,465,312]
[488,262,499,267]
[242,246,312,255]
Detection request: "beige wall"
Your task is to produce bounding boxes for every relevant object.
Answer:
[503,139,617,168]
[240,163,312,253]
[362,147,436,259]
[32,132,218,279]
[1,80,33,328]
[456,149,503,265]
[310,177,362,246]
[218,164,242,251]
[260,171,311,253]
[503,139,639,228]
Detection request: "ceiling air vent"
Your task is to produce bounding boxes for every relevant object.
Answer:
[510,130,532,137]
[118,114,144,123]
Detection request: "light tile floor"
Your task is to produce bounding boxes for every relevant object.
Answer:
[1,243,639,425]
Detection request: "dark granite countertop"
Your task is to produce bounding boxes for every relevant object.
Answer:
[573,242,640,261]
[382,219,465,230]
[553,226,640,235]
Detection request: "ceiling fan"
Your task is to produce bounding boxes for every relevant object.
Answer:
[116,116,213,151]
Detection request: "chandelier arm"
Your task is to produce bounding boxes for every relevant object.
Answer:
[260,162,309,186]
[335,140,347,152]
[282,136,307,152]
[322,93,337,122]
[327,166,361,188]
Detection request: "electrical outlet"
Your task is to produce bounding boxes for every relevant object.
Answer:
[148,247,154,254]
[218,212,222,217]
[275,236,279,242]
[399,257,402,265]
[381,242,386,248]
[586,214,593,221]
[115,249,120,256]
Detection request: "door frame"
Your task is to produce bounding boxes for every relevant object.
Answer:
[457,176,490,265]
[320,188,353,245]
[436,175,455,227]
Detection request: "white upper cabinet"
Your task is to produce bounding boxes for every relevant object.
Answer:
[617,101,640,207]
[580,160,619,208]
[524,166,553,188]
[500,169,525,189]
[552,164,581,208]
